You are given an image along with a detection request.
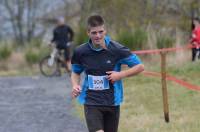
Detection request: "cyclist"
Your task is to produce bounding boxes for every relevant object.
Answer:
[51,16,74,72]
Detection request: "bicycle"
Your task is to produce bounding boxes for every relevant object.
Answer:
[39,43,72,77]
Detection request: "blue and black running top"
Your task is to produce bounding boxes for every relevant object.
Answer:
[71,36,142,106]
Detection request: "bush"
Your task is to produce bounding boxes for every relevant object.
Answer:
[26,38,42,49]
[24,39,51,65]
[74,26,88,45]
[132,29,148,50]
[24,49,40,65]
[37,46,51,59]
[156,36,174,49]
[0,45,12,61]
[117,28,147,50]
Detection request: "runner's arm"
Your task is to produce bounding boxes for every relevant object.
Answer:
[107,64,144,83]
[71,72,81,98]
[119,64,144,78]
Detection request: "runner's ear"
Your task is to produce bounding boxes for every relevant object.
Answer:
[87,30,90,36]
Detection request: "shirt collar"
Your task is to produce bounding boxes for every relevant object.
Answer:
[88,35,111,51]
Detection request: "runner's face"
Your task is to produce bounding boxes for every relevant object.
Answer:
[87,25,107,46]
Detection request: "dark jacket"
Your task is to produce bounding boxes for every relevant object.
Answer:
[51,25,74,49]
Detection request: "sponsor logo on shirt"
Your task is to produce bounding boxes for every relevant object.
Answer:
[106,60,111,64]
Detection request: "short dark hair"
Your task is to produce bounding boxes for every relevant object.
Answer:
[192,17,200,30]
[87,15,105,29]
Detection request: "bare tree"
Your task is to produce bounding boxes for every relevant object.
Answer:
[3,0,26,45]
[1,0,55,45]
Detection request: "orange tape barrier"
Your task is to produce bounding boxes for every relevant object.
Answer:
[131,45,200,91]
[143,71,200,91]
[132,44,194,55]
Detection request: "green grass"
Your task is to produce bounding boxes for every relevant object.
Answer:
[120,75,200,132]
[74,61,200,132]
[119,61,200,132]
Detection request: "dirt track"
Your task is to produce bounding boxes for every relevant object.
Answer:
[0,75,87,132]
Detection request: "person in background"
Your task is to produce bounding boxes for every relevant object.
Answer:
[190,17,200,61]
[51,16,74,71]
[71,15,144,132]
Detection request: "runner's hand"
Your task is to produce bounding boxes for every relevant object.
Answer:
[71,85,81,98]
[106,71,122,84]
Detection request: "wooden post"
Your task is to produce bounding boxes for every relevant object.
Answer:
[160,52,170,123]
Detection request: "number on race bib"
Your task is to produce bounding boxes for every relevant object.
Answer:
[88,75,109,90]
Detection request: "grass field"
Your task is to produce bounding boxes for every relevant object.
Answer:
[75,60,200,132]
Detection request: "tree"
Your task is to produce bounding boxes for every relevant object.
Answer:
[1,0,54,45]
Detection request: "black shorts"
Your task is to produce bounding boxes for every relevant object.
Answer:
[56,43,71,61]
[84,105,120,132]
[56,47,70,61]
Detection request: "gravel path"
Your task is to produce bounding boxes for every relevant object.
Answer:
[0,75,87,132]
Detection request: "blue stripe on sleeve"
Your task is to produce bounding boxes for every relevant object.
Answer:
[72,64,84,74]
[119,54,142,67]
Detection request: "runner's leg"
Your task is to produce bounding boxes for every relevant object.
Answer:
[104,106,120,132]
[192,48,197,61]
[84,105,104,132]
[198,48,200,59]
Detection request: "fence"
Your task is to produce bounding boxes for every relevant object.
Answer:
[132,44,200,123]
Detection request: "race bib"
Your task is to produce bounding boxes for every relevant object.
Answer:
[88,75,109,90]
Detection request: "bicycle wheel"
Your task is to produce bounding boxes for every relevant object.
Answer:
[39,55,61,77]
